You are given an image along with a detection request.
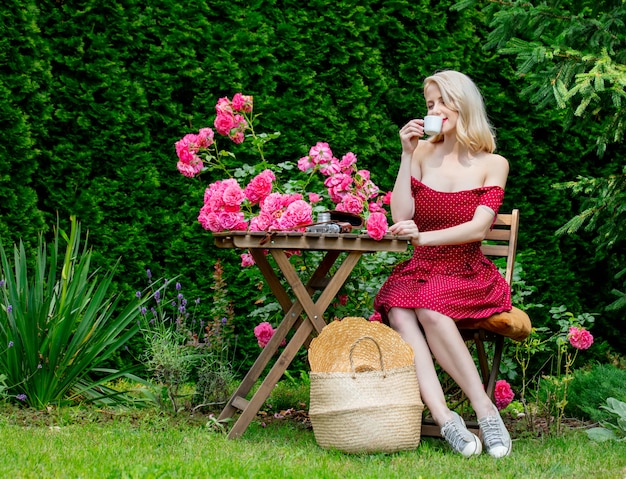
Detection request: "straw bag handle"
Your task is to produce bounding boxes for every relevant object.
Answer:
[349,336,386,378]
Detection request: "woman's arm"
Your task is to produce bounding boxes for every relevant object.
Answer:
[390,119,427,223]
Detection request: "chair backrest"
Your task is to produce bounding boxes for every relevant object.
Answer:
[480,209,520,286]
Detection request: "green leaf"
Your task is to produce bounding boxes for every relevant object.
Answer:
[586,427,619,442]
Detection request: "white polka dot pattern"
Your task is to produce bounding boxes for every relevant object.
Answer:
[374,178,512,322]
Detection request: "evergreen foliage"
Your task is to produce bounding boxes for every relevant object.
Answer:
[454,0,626,344]
[1,0,623,372]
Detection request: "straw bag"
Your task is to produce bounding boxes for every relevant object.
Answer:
[308,317,424,454]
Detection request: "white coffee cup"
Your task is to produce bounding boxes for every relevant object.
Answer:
[423,115,443,136]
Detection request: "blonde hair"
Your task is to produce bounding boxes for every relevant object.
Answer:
[424,70,496,153]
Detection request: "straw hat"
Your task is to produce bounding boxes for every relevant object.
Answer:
[308,316,415,373]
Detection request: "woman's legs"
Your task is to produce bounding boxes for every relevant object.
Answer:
[414,308,495,419]
[388,307,483,457]
[387,307,453,426]
[388,306,510,457]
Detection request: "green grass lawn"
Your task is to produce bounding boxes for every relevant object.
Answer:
[1,405,625,479]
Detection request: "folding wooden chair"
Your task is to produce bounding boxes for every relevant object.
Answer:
[421,209,532,437]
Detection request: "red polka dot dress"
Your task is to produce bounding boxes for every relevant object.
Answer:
[374,178,512,323]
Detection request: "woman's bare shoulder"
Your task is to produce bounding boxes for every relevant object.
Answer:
[480,152,509,187]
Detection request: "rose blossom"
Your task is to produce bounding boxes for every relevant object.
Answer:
[231,93,253,112]
[249,212,273,231]
[308,192,322,203]
[241,253,255,267]
[254,322,275,348]
[339,152,357,172]
[222,181,245,211]
[319,158,342,176]
[254,322,286,348]
[214,112,235,136]
[197,209,222,232]
[494,379,515,410]
[218,211,247,231]
[366,212,388,240]
[368,201,386,214]
[382,191,392,205]
[196,127,215,147]
[244,169,275,205]
[308,142,333,165]
[568,326,594,350]
[215,96,232,114]
[177,160,203,178]
[297,156,314,172]
[336,193,364,215]
[277,200,313,230]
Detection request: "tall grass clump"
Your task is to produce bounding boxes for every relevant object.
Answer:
[0,216,160,408]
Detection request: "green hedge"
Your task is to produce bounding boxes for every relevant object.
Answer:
[1,0,624,370]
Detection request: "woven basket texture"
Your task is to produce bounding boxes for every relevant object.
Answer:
[308,318,423,454]
[308,316,414,373]
[309,366,424,453]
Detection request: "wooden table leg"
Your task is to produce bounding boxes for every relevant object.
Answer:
[218,248,365,439]
[272,250,362,334]
[218,250,303,423]
[225,316,316,438]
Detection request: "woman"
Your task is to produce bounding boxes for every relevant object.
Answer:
[374,70,512,458]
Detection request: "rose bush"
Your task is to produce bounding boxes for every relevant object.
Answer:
[175,94,392,259]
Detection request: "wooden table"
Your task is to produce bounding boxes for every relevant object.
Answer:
[213,230,410,439]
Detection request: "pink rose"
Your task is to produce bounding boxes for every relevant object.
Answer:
[254,322,274,348]
[494,379,515,410]
[241,253,255,267]
[369,311,383,323]
[356,178,379,200]
[218,211,247,231]
[308,142,333,165]
[244,169,275,205]
[356,169,371,181]
[339,152,357,173]
[297,156,314,172]
[222,182,245,211]
[324,173,352,190]
[214,112,235,136]
[319,159,341,177]
[253,322,286,348]
[382,191,392,205]
[177,160,203,178]
[308,192,322,203]
[336,193,364,215]
[260,192,286,216]
[568,326,594,350]
[196,128,215,148]
[230,131,245,144]
[231,93,253,112]
[197,209,221,232]
[215,97,232,114]
[175,133,200,156]
[368,201,386,214]
[366,212,388,240]
[249,212,273,231]
[279,200,312,230]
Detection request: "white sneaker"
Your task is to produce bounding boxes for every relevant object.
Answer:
[478,406,512,458]
[440,411,483,457]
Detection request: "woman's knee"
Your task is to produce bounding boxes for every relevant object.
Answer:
[387,307,417,331]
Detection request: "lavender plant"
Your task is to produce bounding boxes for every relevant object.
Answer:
[137,260,235,413]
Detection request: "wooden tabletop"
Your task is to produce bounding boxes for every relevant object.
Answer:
[212,230,411,252]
